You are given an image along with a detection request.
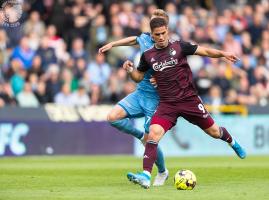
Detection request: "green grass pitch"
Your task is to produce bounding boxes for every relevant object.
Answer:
[0,156,269,200]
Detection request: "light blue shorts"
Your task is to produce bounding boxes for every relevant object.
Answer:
[118,90,159,133]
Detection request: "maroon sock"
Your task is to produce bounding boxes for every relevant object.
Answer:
[219,127,233,143]
[143,141,158,173]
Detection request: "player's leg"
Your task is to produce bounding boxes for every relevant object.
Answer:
[143,101,168,186]
[141,95,168,185]
[127,104,175,188]
[143,118,168,186]
[182,96,246,159]
[127,123,167,189]
[203,123,246,159]
[107,92,144,139]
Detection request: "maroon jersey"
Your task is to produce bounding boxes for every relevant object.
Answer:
[137,39,198,103]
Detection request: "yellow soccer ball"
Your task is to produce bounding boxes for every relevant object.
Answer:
[174,169,197,190]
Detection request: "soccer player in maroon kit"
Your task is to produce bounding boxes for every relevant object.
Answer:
[123,17,246,189]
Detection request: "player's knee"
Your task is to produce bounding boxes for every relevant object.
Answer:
[147,125,164,142]
[107,111,118,123]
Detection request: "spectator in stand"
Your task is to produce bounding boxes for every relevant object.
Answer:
[215,15,230,43]
[70,37,88,62]
[0,82,17,106]
[165,2,179,32]
[213,63,231,96]
[36,36,57,71]
[225,89,239,105]
[61,68,78,92]
[251,66,269,101]
[28,73,39,92]
[54,83,73,106]
[10,63,27,96]
[45,64,61,103]
[89,14,109,53]
[223,32,242,57]
[28,55,44,78]
[87,53,111,86]
[16,82,40,107]
[105,68,128,103]
[204,85,224,107]
[240,31,252,54]
[45,25,69,63]
[247,13,265,45]
[34,81,49,104]
[74,58,87,80]
[237,76,257,105]
[123,15,141,37]
[194,68,213,100]
[240,55,255,85]
[23,11,45,38]
[10,37,35,70]
[86,53,111,104]
[70,85,90,106]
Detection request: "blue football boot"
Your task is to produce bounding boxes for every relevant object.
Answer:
[127,172,151,189]
[230,140,246,159]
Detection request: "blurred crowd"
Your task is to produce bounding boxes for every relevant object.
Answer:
[0,0,269,108]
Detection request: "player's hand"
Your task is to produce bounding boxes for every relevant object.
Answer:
[150,77,157,88]
[123,60,134,73]
[98,43,113,53]
[223,52,240,63]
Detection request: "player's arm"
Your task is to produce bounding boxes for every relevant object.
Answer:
[98,36,137,53]
[123,53,149,83]
[194,46,239,63]
[123,60,145,83]
[180,40,239,63]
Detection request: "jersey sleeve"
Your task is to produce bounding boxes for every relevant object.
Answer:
[137,53,149,72]
[135,34,141,44]
[179,40,198,56]
[136,32,145,44]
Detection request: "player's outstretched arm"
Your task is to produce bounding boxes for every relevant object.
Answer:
[98,36,137,53]
[194,46,240,63]
[122,60,145,83]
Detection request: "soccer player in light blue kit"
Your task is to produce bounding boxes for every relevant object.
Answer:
[99,9,169,186]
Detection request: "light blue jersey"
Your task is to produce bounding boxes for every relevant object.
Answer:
[135,33,159,99]
[118,32,160,133]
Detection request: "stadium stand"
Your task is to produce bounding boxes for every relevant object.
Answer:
[0,0,269,111]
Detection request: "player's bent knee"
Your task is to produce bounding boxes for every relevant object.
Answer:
[107,111,118,122]
[148,124,165,143]
[107,105,127,122]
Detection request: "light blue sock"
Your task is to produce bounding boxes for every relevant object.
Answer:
[155,146,166,173]
[110,119,144,139]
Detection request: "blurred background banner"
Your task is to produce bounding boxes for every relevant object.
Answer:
[134,115,269,157]
[0,105,133,156]
[1,105,269,157]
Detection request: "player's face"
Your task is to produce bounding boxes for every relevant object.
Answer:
[151,26,169,48]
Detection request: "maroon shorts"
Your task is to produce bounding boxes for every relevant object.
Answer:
[151,96,214,132]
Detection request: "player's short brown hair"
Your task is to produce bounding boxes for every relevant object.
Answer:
[151,9,169,23]
[150,17,168,32]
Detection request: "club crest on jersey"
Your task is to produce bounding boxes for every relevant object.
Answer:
[151,57,155,62]
[152,58,178,71]
[169,48,176,56]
